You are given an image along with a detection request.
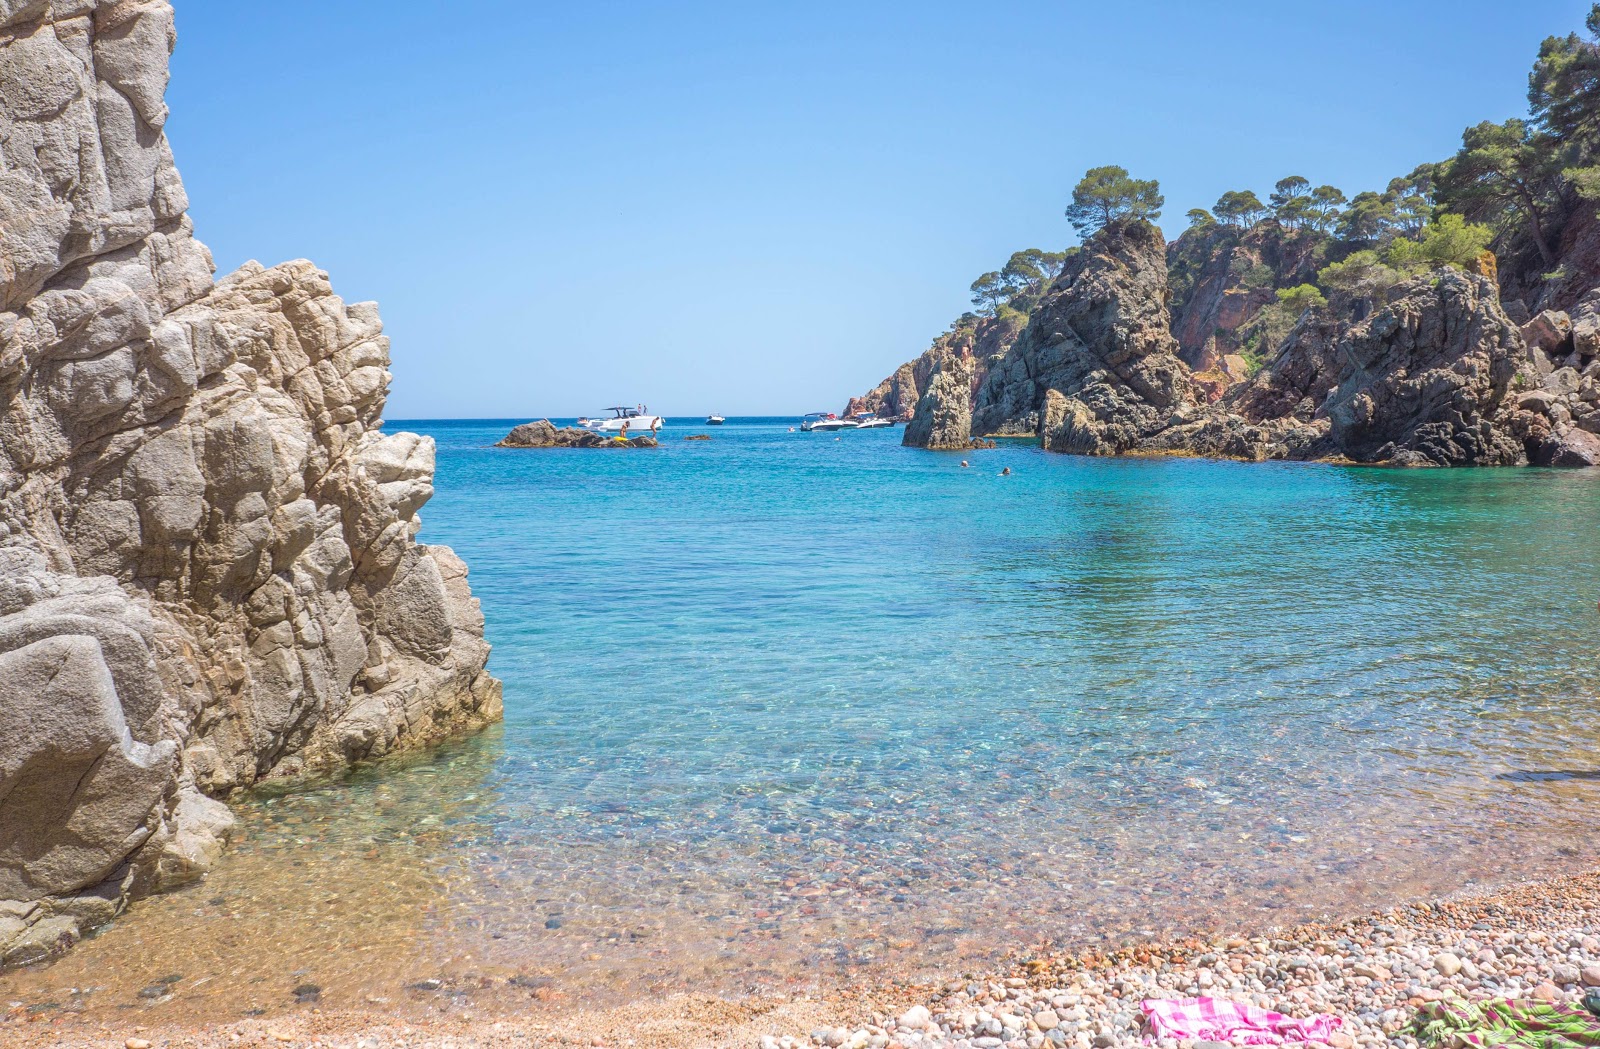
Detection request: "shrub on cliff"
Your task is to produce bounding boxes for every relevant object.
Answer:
[1386,215,1495,270]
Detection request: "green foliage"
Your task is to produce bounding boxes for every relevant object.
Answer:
[969,271,1006,315]
[1064,166,1164,237]
[1383,214,1494,269]
[1213,189,1269,227]
[1269,176,1311,209]
[1318,250,1406,303]
[1275,284,1328,313]
[1435,118,1566,266]
[1238,263,1276,290]
[1186,208,1217,230]
[1000,248,1070,292]
[1528,6,1600,159]
[1307,185,1348,231]
[1568,164,1600,205]
[1387,166,1437,235]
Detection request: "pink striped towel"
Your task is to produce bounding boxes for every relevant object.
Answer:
[1141,996,1344,1045]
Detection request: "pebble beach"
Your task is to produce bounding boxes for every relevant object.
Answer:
[11,866,1600,1049]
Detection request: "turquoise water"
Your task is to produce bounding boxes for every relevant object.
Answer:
[14,417,1600,1017]
[403,419,1600,982]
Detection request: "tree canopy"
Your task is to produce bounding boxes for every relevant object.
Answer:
[1435,118,1566,267]
[1064,166,1164,237]
[1528,5,1600,158]
[1212,190,1269,227]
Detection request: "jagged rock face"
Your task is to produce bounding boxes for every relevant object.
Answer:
[846,360,922,423]
[1319,272,1527,465]
[1167,222,1324,373]
[965,221,1193,453]
[884,221,1593,470]
[900,352,974,450]
[0,0,501,964]
[848,312,1022,423]
[1227,314,1344,426]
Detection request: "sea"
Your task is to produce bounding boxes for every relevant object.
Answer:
[7,416,1600,1020]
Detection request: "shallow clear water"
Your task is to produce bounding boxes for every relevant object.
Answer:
[10,418,1600,1020]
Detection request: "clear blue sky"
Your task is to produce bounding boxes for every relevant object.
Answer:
[165,1,1586,419]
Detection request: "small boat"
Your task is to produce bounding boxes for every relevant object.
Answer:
[851,412,893,429]
[800,412,859,432]
[706,414,726,425]
[581,405,664,432]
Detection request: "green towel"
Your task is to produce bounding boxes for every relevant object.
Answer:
[1414,998,1600,1049]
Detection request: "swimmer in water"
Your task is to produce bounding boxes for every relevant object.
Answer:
[1001,467,1011,476]
[960,460,970,468]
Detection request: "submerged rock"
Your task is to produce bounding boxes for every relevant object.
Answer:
[0,0,500,965]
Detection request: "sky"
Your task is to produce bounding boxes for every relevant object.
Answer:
[165,1,1589,419]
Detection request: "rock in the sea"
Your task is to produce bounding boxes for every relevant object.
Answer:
[902,353,976,450]
[972,220,1192,453]
[0,0,501,965]
[496,420,656,448]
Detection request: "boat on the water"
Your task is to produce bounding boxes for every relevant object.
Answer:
[851,412,893,429]
[579,405,664,432]
[706,414,725,425]
[800,412,859,432]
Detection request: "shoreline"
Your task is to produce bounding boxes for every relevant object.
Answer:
[12,863,1600,1049]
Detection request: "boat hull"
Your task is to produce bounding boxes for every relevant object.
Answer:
[584,415,664,432]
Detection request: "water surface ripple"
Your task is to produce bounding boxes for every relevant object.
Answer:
[8,418,1600,1019]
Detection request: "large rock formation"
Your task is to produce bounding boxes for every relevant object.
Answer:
[893,218,1600,469]
[0,0,501,965]
[906,221,1193,452]
[1318,271,1526,466]
[900,352,975,450]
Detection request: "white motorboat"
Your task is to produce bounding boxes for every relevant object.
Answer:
[800,412,859,432]
[581,405,664,432]
[851,412,893,428]
[706,414,726,425]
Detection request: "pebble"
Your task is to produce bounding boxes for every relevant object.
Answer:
[767,874,1600,1049]
[125,1040,151,1049]
[897,1005,931,1029]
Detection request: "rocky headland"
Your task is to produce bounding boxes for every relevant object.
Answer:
[496,420,658,448]
[869,220,1600,467]
[850,6,1600,469]
[0,0,501,966]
